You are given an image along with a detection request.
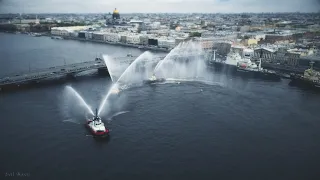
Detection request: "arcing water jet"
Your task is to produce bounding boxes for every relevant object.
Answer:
[65,86,94,115]
[154,41,213,82]
[98,51,155,115]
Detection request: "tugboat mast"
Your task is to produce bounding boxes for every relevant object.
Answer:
[94,108,98,120]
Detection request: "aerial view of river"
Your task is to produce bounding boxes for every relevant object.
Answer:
[1,32,320,180]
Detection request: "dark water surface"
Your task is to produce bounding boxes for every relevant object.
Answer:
[1,33,320,180]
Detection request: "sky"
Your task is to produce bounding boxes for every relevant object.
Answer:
[0,0,319,13]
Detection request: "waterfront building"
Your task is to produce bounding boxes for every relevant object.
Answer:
[119,35,127,43]
[193,37,214,50]
[104,32,120,42]
[85,32,93,39]
[51,26,89,36]
[252,47,301,67]
[124,33,141,44]
[148,38,159,46]
[139,35,149,45]
[78,31,86,38]
[157,37,176,49]
[92,32,105,41]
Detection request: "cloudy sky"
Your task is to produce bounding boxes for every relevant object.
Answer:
[0,0,319,13]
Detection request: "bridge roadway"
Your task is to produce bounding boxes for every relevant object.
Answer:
[0,55,166,88]
[0,59,108,87]
[0,53,208,89]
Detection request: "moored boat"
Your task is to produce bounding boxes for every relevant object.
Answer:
[290,62,320,89]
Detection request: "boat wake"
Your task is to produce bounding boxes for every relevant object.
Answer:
[62,118,81,124]
[165,78,224,87]
[107,111,130,121]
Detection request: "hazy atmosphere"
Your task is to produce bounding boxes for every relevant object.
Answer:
[0,0,320,13]
[1,0,320,178]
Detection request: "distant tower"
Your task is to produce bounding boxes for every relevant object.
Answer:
[112,8,120,19]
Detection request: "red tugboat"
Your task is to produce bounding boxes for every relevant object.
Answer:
[86,108,109,137]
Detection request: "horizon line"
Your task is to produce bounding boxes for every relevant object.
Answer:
[1,11,319,14]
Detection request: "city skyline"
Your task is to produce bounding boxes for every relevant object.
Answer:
[0,0,320,14]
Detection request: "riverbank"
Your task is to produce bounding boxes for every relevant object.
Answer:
[1,31,171,53]
[62,36,170,53]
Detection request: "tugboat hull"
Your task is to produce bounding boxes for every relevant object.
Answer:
[208,61,281,81]
[85,109,110,138]
[86,121,109,137]
[236,69,281,81]
[207,61,238,74]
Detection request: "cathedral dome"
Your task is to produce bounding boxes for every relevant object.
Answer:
[113,8,119,14]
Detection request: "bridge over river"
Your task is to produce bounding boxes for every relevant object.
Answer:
[0,55,165,91]
[0,50,219,92]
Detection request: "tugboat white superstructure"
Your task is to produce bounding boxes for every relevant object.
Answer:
[86,108,109,137]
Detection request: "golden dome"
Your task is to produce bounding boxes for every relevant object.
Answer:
[113,8,119,14]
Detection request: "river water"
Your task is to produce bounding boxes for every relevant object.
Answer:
[1,33,320,180]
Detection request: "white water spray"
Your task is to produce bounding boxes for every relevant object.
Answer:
[98,51,155,115]
[154,41,213,82]
[102,55,130,82]
[65,86,94,115]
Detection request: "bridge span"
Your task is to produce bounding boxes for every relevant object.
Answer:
[1,52,210,91]
[0,55,166,91]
